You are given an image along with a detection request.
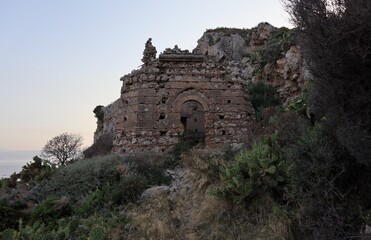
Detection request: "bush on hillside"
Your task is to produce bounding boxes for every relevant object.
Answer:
[247,81,281,118]
[30,196,73,228]
[126,154,173,185]
[172,138,191,163]
[38,154,172,204]
[19,156,54,183]
[286,124,369,239]
[83,133,114,158]
[38,155,125,201]
[0,199,28,231]
[249,48,266,69]
[75,175,149,217]
[251,107,307,149]
[286,93,308,118]
[93,105,104,122]
[211,133,290,206]
[1,214,130,240]
[1,153,174,238]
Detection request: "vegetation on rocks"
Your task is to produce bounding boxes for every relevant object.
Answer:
[263,27,296,64]
[247,81,281,118]
[1,1,370,239]
[210,132,290,206]
[1,109,370,239]
[0,154,174,239]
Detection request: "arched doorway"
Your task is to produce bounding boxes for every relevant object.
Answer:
[180,100,205,145]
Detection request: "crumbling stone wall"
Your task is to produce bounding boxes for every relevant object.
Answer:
[93,23,308,154]
[93,100,119,142]
[114,43,255,154]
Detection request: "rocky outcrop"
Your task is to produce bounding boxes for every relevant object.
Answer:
[93,22,309,151]
[250,22,275,47]
[93,99,119,142]
[271,45,305,103]
[196,28,250,62]
[196,23,275,61]
[196,22,308,105]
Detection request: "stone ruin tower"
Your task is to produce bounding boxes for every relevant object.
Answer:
[113,38,255,154]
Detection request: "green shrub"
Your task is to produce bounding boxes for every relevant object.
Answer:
[256,107,307,146]
[172,138,191,162]
[263,27,296,64]
[211,133,290,206]
[247,81,281,118]
[31,196,73,227]
[38,155,125,201]
[285,124,368,239]
[93,156,171,206]
[250,48,266,69]
[39,153,172,202]
[3,212,130,239]
[38,153,173,223]
[20,156,54,183]
[8,153,174,238]
[0,172,22,190]
[0,178,10,189]
[286,89,311,119]
[0,199,28,231]
[126,154,172,186]
[93,105,104,122]
[4,218,80,240]
[73,215,130,239]
[89,225,105,240]
[249,27,295,70]
[103,175,148,204]
[75,189,106,217]
[39,219,76,239]
[1,228,16,240]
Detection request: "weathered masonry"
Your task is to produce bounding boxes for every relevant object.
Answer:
[113,39,255,154]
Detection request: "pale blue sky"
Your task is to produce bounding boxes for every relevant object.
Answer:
[0,0,291,151]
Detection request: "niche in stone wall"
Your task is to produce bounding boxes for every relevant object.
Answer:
[180,100,205,145]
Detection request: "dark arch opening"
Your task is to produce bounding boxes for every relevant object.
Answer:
[180,100,205,145]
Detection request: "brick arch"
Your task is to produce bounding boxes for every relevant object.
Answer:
[171,89,211,113]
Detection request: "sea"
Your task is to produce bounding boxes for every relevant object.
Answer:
[0,151,40,179]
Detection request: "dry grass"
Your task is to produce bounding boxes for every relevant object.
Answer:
[123,149,292,240]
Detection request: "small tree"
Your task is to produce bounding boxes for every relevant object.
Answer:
[41,133,83,165]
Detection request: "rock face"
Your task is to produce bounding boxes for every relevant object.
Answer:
[93,100,119,142]
[273,45,306,102]
[196,29,250,62]
[197,22,307,103]
[93,22,308,154]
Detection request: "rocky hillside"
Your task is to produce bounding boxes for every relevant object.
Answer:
[93,22,308,143]
[196,22,309,103]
